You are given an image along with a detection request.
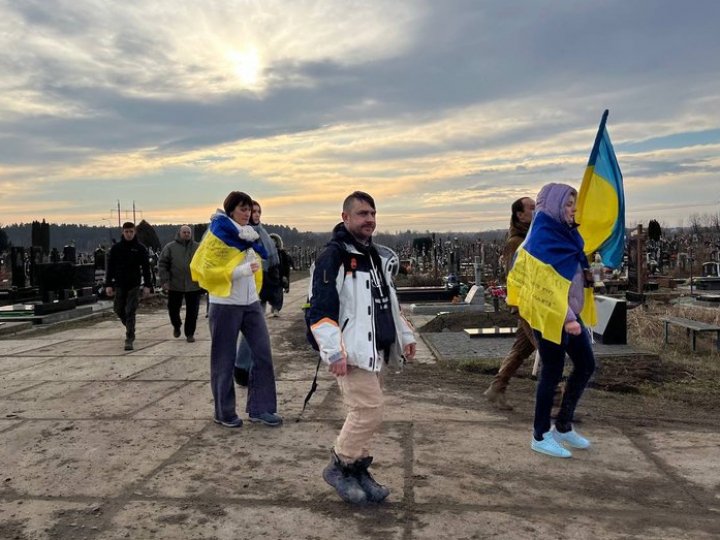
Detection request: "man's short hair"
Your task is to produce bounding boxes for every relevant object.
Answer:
[223,191,253,215]
[122,222,135,229]
[343,191,376,213]
[510,197,529,227]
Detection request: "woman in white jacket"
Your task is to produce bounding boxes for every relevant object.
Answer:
[196,191,282,428]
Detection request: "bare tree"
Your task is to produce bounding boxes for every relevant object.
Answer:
[711,212,720,234]
[688,213,702,238]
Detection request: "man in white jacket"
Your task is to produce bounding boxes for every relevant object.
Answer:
[308,191,416,504]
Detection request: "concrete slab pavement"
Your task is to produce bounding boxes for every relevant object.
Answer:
[0,278,718,539]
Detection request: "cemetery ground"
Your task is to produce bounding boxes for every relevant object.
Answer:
[0,280,719,539]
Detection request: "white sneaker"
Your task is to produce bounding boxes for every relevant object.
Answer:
[531,432,572,458]
[551,426,590,449]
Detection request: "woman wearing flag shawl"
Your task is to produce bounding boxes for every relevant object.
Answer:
[190,191,282,428]
[506,183,596,458]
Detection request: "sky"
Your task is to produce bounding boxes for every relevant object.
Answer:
[1,0,720,233]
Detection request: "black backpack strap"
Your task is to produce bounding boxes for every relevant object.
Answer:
[300,241,358,418]
[298,354,323,419]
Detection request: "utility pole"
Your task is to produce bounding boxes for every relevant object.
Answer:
[117,200,121,229]
[133,201,136,224]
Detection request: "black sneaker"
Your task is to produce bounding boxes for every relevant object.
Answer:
[173,327,181,338]
[124,339,134,351]
[186,335,195,343]
[213,416,243,428]
[248,412,283,427]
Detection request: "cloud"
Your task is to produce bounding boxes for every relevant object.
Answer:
[1,1,719,231]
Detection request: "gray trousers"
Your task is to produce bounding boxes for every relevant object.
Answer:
[208,302,277,422]
[113,286,140,339]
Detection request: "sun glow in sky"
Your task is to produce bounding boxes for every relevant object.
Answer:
[228,47,263,89]
[1,1,720,233]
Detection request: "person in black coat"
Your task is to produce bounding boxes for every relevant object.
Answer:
[105,222,153,351]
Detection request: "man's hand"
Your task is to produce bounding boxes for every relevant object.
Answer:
[403,342,417,362]
[564,321,582,335]
[142,286,151,298]
[329,355,348,377]
[105,287,114,297]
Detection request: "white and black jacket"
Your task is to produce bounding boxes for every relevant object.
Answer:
[308,224,415,372]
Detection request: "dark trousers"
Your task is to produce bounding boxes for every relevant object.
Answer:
[234,301,266,371]
[208,302,277,422]
[167,290,201,337]
[113,286,140,339]
[533,325,595,439]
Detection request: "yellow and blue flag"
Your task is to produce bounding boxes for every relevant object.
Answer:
[190,213,266,297]
[507,211,596,345]
[576,110,626,269]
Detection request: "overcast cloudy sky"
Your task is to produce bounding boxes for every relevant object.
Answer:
[1,0,719,232]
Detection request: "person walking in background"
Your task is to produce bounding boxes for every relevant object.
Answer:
[105,222,153,351]
[191,191,281,428]
[506,183,597,459]
[309,191,416,504]
[268,232,294,315]
[484,197,535,410]
[253,201,284,316]
[233,200,280,386]
[158,224,201,343]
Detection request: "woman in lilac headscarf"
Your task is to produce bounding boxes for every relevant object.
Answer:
[528,183,596,459]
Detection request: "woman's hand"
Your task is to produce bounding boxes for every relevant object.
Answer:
[564,320,582,335]
[250,261,260,273]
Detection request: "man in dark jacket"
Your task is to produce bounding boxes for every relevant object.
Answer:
[484,197,536,409]
[105,222,153,351]
[158,225,201,342]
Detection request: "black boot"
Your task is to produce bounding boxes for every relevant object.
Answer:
[352,456,390,502]
[322,450,367,504]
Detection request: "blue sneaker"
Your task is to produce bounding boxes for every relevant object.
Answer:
[213,416,243,428]
[249,412,283,427]
[531,432,572,458]
[552,426,590,449]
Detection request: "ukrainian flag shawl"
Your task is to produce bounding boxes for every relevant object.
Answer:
[190,211,267,297]
[506,210,596,345]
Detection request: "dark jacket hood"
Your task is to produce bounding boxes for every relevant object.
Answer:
[331,222,373,251]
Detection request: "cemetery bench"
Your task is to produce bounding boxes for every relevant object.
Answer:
[661,316,720,353]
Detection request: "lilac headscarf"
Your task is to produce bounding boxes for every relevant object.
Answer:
[535,183,577,226]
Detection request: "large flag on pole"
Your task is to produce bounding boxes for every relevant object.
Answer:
[576,109,626,269]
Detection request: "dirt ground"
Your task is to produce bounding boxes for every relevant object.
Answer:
[0,283,719,539]
[418,301,720,421]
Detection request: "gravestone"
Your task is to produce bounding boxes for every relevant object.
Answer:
[63,245,77,263]
[10,247,26,288]
[591,295,627,344]
[464,284,485,306]
[35,262,74,303]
